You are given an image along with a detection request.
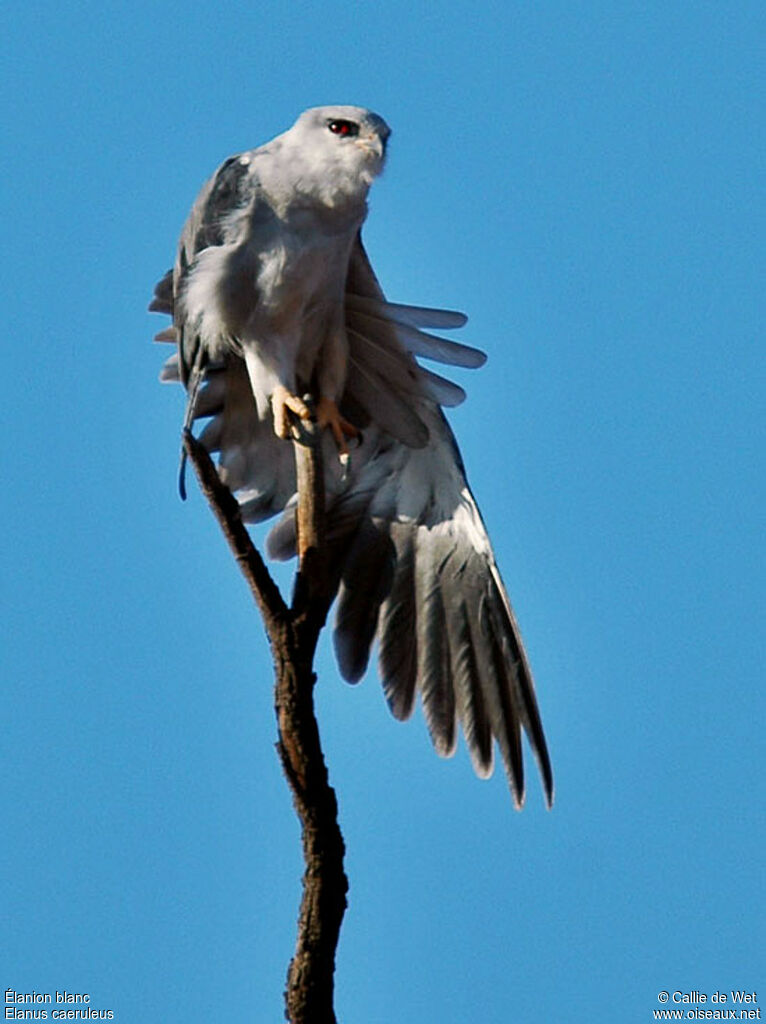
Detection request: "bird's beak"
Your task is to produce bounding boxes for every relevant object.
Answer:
[358,133,385,161]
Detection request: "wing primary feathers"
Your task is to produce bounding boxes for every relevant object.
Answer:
[346,314,468,407]
[415,531,457,757]
[346,293,468,330]
[476,592,526,807]
[378,524,418,720]
[445,595,493,777]
[154,326,178,343]
[346,307,486,369]
[485,567,554,807]
[419,367,466,407]
[394,320,487,369]
[159,353,180,382]
[346,326,424,399]
[149,269,173,314]
[346,340,429,448]
[334,521,395,683]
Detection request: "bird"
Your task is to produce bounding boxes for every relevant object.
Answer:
[150,105,553,808]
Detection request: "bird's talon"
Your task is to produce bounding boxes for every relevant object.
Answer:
[316,396,359,457]
[272,386,312,438]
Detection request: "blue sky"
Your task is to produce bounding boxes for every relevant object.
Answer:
[2,1,763,1021]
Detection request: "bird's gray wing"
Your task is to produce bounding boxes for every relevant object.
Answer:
[339,236,486,448]
[329,419,554,808]
[152,224,552,805]
[150,154,254,374]
[267,236,553,807]
[151,153,297,507]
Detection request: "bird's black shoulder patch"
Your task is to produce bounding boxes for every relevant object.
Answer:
[192,155,253,253]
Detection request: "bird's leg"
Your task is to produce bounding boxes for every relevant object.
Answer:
[314,319,358,456]
[316,396,359,456]
[242,344,306,438]
[271,385,311,439]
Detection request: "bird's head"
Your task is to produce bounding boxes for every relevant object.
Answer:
[279,105,391,206]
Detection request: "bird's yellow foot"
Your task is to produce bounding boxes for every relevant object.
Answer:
[316,396,359,456]
[271,385,311,439]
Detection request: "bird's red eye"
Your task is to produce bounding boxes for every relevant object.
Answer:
[327,119,359,137]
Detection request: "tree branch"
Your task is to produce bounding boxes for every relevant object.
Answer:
[182,429,288,628]
[182,417,348,1024]
[290,408,329,619]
